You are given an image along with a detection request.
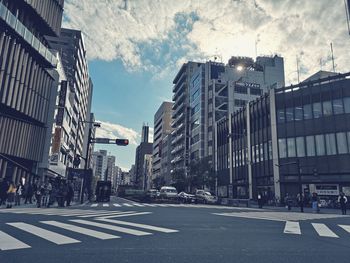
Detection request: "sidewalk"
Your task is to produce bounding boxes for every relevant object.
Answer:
[0,200,82,209]
[249,204,345,215]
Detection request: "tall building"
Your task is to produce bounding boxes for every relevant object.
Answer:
[91,150,107,180]
[106,155,115,184]
[0,0,64,182]
[171,56,285,186]
[143,154,153,190]
[134,124,153,189]
[217,71,350,201]
[141,124,149,143]
[160,134,173,186]
[47,28,93,169]
[152,102,173,186]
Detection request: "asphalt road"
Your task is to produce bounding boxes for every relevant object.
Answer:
[0,197,349,263]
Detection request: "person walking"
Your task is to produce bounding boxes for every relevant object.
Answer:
[35,181,44,208]
[42,181,52,208]
[24,182,33,204]
[311,192,320,213]
[338,192,348,215]
[15,183,23,206]
[66,182,74,207]
[257,192,263,208]
[285,193,292,211]
[0,179,8,207]
[6,182,16,208]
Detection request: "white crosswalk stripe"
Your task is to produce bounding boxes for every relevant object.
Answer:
[98,218,178,233]
[91,204,98,207]
[339,224,350,234]
[7,222,80,244]
[103,204,109,207]
[284,221,301,235]
[0,230,31,250]
[41,221,119,240]
[113,203,121,207]
[131,203,145,207]
[122,203,133,207]
[70,219,152,236]
[312,223,339,238]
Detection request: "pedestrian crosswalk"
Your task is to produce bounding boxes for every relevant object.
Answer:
[89,203,248,209]
[0,219,178,251]
[283,221,347,238]
[0,208,151,219]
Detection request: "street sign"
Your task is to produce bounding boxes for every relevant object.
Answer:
[93,138,111,144]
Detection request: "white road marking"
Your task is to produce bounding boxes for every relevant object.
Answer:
[98,212,152,219]
[113,204,121,207]
[91,204,98,207]
[78,211,136,218]
[131,203,145,207]
[338,225,350,234]
[312,223,339,238]
[122,203,133,207]
[0,230,31,250]
[41,221,119,240]
[142,204,156,207]
[7,222,80,244]
[284,221,301,235]
[70,219,152,236]
[103,204,109,207]
[98,219,178,233]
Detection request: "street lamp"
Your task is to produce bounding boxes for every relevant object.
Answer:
[276,159,303,212]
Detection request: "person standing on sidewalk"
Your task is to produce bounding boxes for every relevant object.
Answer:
[311,192,320,213]
[66,182,74,206]
[0,179,8,207]
[257,193,263,208]
[15,183,23,206]
[6,182,16,208]
[284,193,292,211]
[24,182,33,204]
[338,192,348,215]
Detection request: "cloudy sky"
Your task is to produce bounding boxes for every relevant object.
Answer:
[63,0,350,171]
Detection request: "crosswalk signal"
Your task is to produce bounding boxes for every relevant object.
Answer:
[115,139,129,146]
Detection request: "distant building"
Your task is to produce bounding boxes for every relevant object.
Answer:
[106,155,116,184]
[92,150,107,180]
[160,134,173,186]
[152,102,173,186]
[143,154,153,190]
[217,71,350,201]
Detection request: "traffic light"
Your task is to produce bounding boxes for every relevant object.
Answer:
[115,139,129,146]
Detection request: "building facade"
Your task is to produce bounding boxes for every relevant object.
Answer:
[152,102,173,186]
[217,72,350,203]
[0,0,64,182]
[106,155,115,184]
[91,150,107,180]
[47,28,93,169]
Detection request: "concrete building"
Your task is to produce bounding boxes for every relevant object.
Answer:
[0,0,64,182]
[106,155,115,184]
[47,28,93,170]
[91,150,107,180]
[161,134,173,186]
[135,125,153,189]
[143,154,153,190]
[171,56,285,186]
[152,102,173,186]
[217,71,350,203]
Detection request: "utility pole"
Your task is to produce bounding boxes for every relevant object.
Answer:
[296,159,304,213]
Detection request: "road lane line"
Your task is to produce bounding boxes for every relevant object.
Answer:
[7,222,80,244]
[142,204,156,207]
[77,211,134,218]
[113,204,121,207]
[312,223,339,238]
[0,230,31,250]
[41,221,119,240]
[131,203,145,207]
[283,221,301,235]
[122,203,133,207]
[91,204,98,207]
[98,219,178,233]
[338,225,350,233]
[70,219,152,236]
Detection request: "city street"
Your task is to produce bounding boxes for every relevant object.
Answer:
[1,197,350,263]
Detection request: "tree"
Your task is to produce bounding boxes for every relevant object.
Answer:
[171,168,187,192]
[188,157,216,192]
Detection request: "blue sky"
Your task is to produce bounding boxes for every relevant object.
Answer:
[63,0,350,171]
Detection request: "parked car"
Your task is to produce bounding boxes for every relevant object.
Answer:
[195,190,218,204]
[159,186,178,199]
[178,192,196,203]
[146,189,158,199]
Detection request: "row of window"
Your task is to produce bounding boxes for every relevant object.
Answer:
[234,99,247,107]
[278,132,350,158]
[277,97,350,123]
[234,86,263,96]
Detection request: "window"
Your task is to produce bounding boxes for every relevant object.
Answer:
[277,109,285,123]
[287,138,296,157]
[250,88,262,95]
[325,133,337,155]
[268,140,272,160]
[333,99,344,115]
[234,99,246,107]
[315,134,325,156]
[303,104,312,120]
[313,102,322,118]
[336,132,348,154]
[295,106,303,121]
[191,89,200,102]
[322,101,332,116]
[344,97,350,113]
[296,137,305,157]
[192,104,200,115]
[278,138,287,158]
[234,85,248,94]
[306,136,316,156]
[286,108,294,122]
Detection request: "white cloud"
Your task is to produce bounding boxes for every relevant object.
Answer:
[63,0,350,83]
[95,120,139,146]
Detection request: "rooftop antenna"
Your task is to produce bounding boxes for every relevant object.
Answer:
[296,56,300,83]
[330,43,336,73]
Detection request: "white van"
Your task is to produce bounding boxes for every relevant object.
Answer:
[159,186,178,199]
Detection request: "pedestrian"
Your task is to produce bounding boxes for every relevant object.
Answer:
[24,182,33,204]
[311,192,320,213]
[6,181,16,208]
[66,182,74,207]
[42,180,52,208]
[57,183,65,207]
[15,183,23,206]
[285,193,292,211]
[257,192,263,208]
[0,179,8,207]
[35,181,44,208]
[338,192,348,215]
